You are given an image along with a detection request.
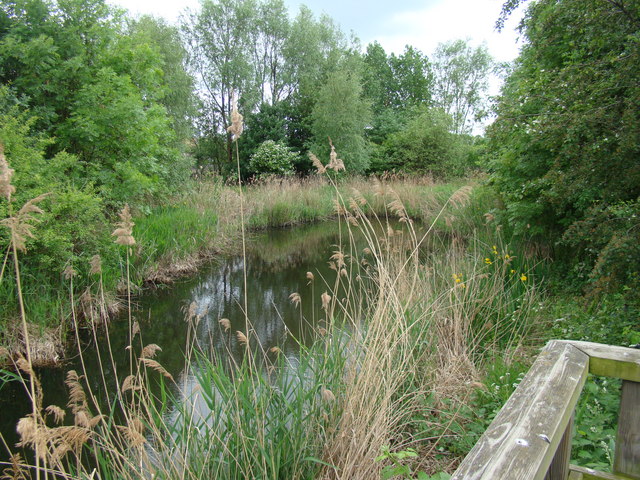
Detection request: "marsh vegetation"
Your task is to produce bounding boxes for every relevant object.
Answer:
[1,0,639,477]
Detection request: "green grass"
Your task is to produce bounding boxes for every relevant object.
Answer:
[136,205,219,261]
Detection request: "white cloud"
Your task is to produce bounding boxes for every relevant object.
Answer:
[368,0,524,62]
[109,0,199,23]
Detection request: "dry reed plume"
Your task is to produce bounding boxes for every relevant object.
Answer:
[112,204,135,246]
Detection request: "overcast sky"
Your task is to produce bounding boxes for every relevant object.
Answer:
[108,0,526,63]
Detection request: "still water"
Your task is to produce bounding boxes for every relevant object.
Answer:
[0,220,386,460]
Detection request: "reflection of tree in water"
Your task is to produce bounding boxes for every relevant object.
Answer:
[246,221,341,271]
[0,220,443,460]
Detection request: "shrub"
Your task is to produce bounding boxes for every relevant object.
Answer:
[383,108,468,178]
[247,140,298,178]
[562,200,640,300]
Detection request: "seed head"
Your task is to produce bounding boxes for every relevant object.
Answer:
[89,255,102,275]
[321,387,335,402]
[236,331,248,346]
[219,318,231,332]
[309,153,326,174]
[1,193,49,252]
[140,358,174,380]
[327,141,345,172]
[321,292,331,310]
[289,292,301,307]
[63,265,76,280]
[112,204,135,246]
[0,144,16,202]
[450,185,473,208]
[141,344,162,359]
[227,95,244,141]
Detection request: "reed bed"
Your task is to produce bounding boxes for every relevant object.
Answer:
[1,145,542,478]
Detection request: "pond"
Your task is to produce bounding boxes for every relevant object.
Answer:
[1,220,422,462]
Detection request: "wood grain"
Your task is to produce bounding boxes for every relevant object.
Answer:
[451,341,589,480]
[570,464,634,480]
[560,341,640,382]
[613,380,640,479]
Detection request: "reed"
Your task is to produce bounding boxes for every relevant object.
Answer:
[1,145,543,479]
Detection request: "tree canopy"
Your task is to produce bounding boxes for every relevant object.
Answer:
[0,0,194,206]
[488,0,640,294]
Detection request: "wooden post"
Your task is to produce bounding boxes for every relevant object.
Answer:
[545,415,573,480]
[613,380,640,479]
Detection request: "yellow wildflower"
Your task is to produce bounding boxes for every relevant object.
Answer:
[520,274,527,282]
[484,258,492,265]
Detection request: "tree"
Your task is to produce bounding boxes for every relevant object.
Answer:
[182,0,257,164]
[0,0,192,206]
[310,69,371,173]
[388,46,432,110]
[432,39,493,134]
[363,42,432,112]
[250,0,290,104]
[283,5,348,97]
[363,41,396,113]
[383,107,465,177]
[126,16,197,140]
[488,0,640,294]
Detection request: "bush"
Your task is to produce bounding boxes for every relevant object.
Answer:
[247,140,298,178]
[562,200,640,300]
[383,108,468,178]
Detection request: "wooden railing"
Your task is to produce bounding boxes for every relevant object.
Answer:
[451,340,640,480]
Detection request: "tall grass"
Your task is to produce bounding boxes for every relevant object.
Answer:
[1,144,543,478]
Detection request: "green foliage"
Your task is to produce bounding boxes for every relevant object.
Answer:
[0,0,193,208]
[375,446,417,480]
[432,40,493,135]
[239,100,313,174]
[488,0,640,296]
[154,337,347,479]
[241,102,289,156]
[247,140,298,178]
[310,69,372,173]
[547,294,640,349]
[135,204,219,261]
[61,67,181,206]
[543,293,639,471]
[126,16,197,140]
[562,200,640,300]
[572,377,619,471]
[183,0,351,173]
[375,446,452,480]
[363,42,432,113]
[0,0,198,324]
[381,108,467,177]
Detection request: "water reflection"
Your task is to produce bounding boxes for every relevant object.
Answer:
[0,221,351,460]
[0,219,436,464]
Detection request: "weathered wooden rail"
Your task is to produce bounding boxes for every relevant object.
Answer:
[452,340,640,480]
